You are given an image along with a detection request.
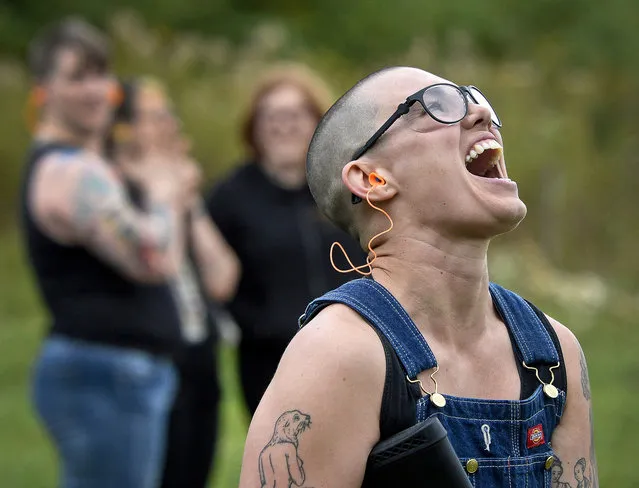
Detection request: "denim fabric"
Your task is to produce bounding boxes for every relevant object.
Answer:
[32,335,177,488]
[300,278,566,487]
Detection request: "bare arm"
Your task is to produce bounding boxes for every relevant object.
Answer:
[548,316,599,488]
[239,305,385,488]
[188,197,241,302]
[29,150,187,283]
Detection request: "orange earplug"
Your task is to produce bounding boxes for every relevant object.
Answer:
[369,173,386,186]
[331,171,393,276]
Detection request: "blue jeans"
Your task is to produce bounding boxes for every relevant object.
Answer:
[32,336,178,488]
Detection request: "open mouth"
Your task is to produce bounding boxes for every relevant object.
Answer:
[465,139,505,179]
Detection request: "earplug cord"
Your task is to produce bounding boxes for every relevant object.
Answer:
[330,174,394,276]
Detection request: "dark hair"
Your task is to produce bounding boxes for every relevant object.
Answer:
[575,458,587,471]
[28,17,110,81]
[113,80,138,125]
[104,79,137,160]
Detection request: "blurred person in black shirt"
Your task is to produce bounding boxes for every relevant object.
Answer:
[21,19,199,488]
[108,78,240,488]
[206,64,364,415]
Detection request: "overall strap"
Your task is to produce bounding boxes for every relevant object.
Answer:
[299,278,436,378]
[488,283,560,365]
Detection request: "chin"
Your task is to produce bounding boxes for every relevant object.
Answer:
[65,114,106,139]
[491,199,528,236]
[456,198,527,239]
[266,147,306,166]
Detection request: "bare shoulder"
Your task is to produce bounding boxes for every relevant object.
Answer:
[544,314,591,405]
[294,303,385,357]
[544,314,583,367]
[280,303,387,390]
[33,148,117,201]
[239,303,387,488]
[36,147,113,181]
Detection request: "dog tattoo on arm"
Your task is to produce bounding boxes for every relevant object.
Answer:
[259,410,312,488]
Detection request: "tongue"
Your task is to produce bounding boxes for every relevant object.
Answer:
[466,152,495,177]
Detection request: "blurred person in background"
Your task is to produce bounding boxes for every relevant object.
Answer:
[205,64,365,415]
[108,77,240,488]
[20,19,197,488]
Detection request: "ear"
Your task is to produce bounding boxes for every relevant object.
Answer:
[342,161,398,203]
[31,85,47,107]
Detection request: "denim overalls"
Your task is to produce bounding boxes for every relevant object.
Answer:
[299,278,566,487]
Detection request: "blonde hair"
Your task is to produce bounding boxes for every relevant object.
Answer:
[242,63,334,161]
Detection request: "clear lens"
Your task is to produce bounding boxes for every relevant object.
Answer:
[468,87,502,127]
[422,84,467,123]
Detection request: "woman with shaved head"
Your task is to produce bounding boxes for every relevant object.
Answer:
[238,67,598,488]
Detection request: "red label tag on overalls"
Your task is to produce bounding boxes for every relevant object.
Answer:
[526,424,546,449]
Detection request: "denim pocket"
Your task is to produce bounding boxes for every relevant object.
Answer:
[458,453,554,488]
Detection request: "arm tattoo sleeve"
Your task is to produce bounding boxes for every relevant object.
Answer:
[144,202,172,251]
[72,165,176,277]
[258,410,312,488]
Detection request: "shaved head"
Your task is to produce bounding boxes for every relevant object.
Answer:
[308,65,526,248]
[307,67,440,240]
[306,67,400,239]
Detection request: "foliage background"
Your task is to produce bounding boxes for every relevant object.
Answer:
[0,4,637,487]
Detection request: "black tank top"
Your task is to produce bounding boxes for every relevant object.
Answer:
[19,142,182,357]
[376,300,567,441]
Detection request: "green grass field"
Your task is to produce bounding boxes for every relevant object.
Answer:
[0,230,636,487]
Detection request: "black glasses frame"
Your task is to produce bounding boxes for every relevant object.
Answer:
[352,83,501,162]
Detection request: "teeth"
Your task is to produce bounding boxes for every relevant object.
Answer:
[464,139,505,170]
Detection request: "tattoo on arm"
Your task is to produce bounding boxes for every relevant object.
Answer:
[580,342,598,486]
[72,165,177,278]
[578,341,598,487]
[579,347,591,401]
[74,166,120,226]
[258,410,312,488]
[551,342,598,488]
[145,202,173,251]
[551,456,597,488]
[589,404,599,488]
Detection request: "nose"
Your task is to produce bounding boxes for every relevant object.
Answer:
[461,102,492,130]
